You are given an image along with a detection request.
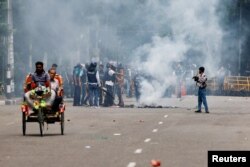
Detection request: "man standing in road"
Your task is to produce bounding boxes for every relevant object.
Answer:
[103,63,116,107]
[87,62,101,107]
[73,63,83,106]
[115,63,125,107]
[193,66,209,113]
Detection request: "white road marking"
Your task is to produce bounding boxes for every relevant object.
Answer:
[144,138,151,143]
[164,115,168,118]
[85,146,91,149]
[152,129,158,132]
[113,133,121,136]
[134,149,142,154]
[158,122,163,125]
[127,162,136,167]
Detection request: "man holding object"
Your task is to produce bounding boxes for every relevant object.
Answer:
[193,66,209,113]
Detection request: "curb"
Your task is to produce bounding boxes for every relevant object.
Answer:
[0,98,74,106]
[5,99,18,105]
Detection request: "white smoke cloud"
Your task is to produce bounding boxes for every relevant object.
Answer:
[133,36,188,104]
[133,0,224,105]
[15,0,234,102]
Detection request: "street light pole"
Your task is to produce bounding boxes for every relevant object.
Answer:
[5,0,15,104]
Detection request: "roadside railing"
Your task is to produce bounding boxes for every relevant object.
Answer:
[224,76,250,91]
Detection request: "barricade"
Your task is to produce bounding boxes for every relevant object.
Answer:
[224,76,250,91]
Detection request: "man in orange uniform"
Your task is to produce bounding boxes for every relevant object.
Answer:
[51,64,64,96]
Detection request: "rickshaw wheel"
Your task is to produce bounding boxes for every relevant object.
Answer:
[22,112,26,136]
[38,108,44,137]
[60,112,64,135]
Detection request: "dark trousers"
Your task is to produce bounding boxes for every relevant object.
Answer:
[52,96,63,111]
[99,88,103,105]
[116,85,124,107]
[73,85,81,106]
[135,86,141,102]
[80,84,86,105]
[104,85,114,107]
[88,84,99,106]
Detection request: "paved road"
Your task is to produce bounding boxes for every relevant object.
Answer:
[0,96,250,167]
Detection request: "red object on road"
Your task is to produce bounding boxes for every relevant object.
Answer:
[151,160,161,167]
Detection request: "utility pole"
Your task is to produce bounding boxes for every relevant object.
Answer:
[238,0,242,76]
[5,0,15,104]
[0,0,8,97]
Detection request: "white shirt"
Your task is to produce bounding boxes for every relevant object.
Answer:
[51,78,59,91]
[105,68,115,86]
[108,68,115,76]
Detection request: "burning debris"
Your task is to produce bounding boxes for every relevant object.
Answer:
[123,104,178,108]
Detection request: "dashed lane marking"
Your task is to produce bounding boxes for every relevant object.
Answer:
[127,115,167,167]
[134,149,142,154]
[85,146,91,149]
[127,162,136,167]
[113,133,121,136]
[144,138,151,143]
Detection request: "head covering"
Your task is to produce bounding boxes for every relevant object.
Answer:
[88,62,97,72]
[52,63,58,68]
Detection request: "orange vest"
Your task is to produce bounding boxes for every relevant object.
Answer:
[23,74,33,92]
[55,74,64,96]
[55,74,63,88]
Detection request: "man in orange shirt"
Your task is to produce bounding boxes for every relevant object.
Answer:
[51,64,64,96]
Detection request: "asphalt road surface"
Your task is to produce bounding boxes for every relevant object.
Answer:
[0,96,250,167]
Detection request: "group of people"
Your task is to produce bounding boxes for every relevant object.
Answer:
[72,61,125,108]
[22,60,209,114]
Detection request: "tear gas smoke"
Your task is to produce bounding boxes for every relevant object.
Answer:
[14,0,239,103]
[132,0,224,104]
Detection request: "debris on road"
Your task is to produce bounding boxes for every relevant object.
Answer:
[151,159,161,167]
